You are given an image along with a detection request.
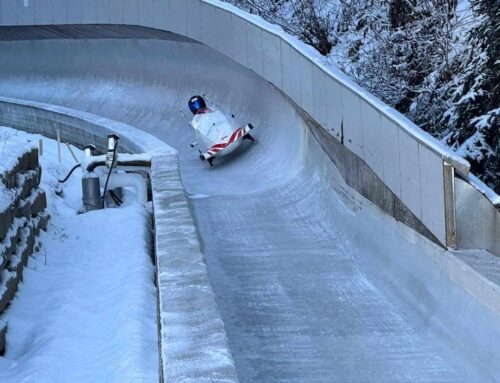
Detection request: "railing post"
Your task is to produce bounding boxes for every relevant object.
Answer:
[444,162,457,249]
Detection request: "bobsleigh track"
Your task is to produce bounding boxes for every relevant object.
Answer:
[0,25,500,382]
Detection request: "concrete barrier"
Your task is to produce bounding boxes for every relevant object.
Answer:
[0,96,238,383]
[455,178,500,256]
[0,0,496,254]
[151,154,239,383]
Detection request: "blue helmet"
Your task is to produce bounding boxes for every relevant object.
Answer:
[188,95,207,115]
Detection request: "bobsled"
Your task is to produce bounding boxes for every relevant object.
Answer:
[186,95,256,167]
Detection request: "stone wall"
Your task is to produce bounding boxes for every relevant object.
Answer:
[0,147,49,355]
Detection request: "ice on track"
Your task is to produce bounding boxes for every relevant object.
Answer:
[1,35,499,382]
[0,127,158,383]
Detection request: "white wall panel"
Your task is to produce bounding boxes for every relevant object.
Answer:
[281,40,301,106]
[288,47,302,106]
[399,130,422,219]
[35,0,53,24]
[215,9,233,58]
[123,0,139,25]
[186,0,202,42]
[108,0,124,25]
[262,30,282,88]
[83,0,109,24]
[312,66,327,128]
[341,87,363,158]
[17,0,34,25]
[200,2,217,48]
[81,0,96,23]
[325,76,342,141]
[170,0,187,36]
[66,0,83,23]
[152,0,169,30]
[1,0,17,25]
[300,55,314,117]
[419,144,446,243]
[51,0,67,24]
[381,115,401,198]
[246,22,263,76]
[360,100,384,180]
[97,0,110,23]
[231,15,248,67]
[139,0,154,27]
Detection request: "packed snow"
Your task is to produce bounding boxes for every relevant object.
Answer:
[0,127,158,383]
[0,128,36,174]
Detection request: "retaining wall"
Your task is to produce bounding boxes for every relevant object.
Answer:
[0,146,49,355]
[455,178,500,256]
[0,0,497,254]
[0,97,238,383]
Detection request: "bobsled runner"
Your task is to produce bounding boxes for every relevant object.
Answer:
[185,95,256,167]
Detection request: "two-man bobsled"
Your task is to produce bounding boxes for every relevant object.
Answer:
[186,95,256,167]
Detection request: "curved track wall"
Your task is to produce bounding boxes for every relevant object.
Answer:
[0,0,485,250]
[0,24,499,383]
[0,0,498,253]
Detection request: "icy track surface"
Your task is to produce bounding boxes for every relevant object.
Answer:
[0,127,158,383]
[0,28,499,382]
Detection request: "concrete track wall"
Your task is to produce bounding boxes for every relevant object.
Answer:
[455,178,500,256]
[0,0,497,254]
[0,27,499,382]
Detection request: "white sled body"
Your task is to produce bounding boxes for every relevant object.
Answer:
[191,108,253,161]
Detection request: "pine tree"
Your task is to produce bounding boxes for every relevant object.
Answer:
[444,0,500,191]
[226,0,335,55]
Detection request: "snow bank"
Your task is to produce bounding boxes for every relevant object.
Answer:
[0,128,37,212]
[0,133,36,176]
[0,127,158,383]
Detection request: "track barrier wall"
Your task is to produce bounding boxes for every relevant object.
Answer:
[1,0,497,254]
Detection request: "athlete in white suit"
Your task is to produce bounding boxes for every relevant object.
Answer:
[188,95,255,166]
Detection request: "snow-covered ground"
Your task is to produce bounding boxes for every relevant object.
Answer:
[0,127,158,383]
[0,128,36,213]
